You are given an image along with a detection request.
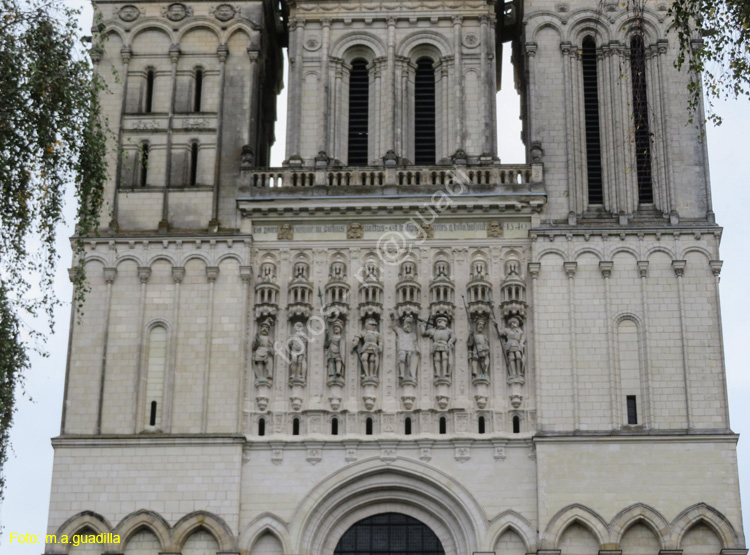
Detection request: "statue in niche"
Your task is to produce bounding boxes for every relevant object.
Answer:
[288,321,308,382]
[390,313,420,382]
[422,315,456,379]
[352,318,381,380]
[325,320,346,380]
[252,319,274,381]
[468,317,491,378]
[494,316,526,377]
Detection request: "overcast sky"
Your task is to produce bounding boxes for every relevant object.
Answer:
[0,5,748,552]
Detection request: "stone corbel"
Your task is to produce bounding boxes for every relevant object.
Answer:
[637,260,649,279]
[672,260,686,278]
[599,260,614,278]
[563,261,577,278]
[138,266,152,283]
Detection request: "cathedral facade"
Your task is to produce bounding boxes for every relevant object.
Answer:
[45,0,746,553]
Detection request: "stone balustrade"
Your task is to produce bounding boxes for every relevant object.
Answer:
[239,163,541,191]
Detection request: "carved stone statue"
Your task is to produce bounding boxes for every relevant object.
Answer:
[390,313,420,382]
[278,223,294,240]
[353,318,381,380]
[468,317,491,378]
[325,320,345,380]
[347,222,364,239]
[252,319,274,381]
[495,317,526,377]
[288,321,308,382]
[422,316,456,379]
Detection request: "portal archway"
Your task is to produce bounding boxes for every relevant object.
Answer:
[334,513,446,555]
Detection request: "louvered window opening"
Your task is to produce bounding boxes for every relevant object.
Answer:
[414,58,436,165]
[630,35,654,204]
[582,37,603,205]
[334,513,446,555]
[348,59,369,166]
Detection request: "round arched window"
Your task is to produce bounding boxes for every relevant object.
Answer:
[334,513,445,554]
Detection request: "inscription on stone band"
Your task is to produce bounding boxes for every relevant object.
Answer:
[253,220,529,240]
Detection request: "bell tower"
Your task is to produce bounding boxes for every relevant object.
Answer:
[42,0,746,552]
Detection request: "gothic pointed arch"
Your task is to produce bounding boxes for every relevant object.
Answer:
[172,511,236,552]
[50,512,113,554]
[671,503,739,549]
[486,510,537,553]
[114,510,172,552]
[609,503,669,547]
[238,513,293,554]
[541,504,609,548]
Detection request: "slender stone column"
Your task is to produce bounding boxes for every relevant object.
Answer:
[440,58,450,158]
[480,15,490,154]
[163,265,184,432]
[240,265,253,421]
[387,17,396,154]
[161,44,181,231]
[210,44,229,231]
[528,262,542,427]
[95,267,117,434]
[709,260,730,426]
[564,260,579,430]
[672,259,692,429]
[561,43,576,217]
[319,19,332,155]
[600,260,617,428]
[133,266,152,432]
[452,16,464,153]
[524,42,537,159]
[247,49,261,160]
[111,46,132,227]
[637,259,653,427]
[201,266,219,433]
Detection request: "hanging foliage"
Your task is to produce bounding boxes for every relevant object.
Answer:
[0,0,107,498]
[671,0,750,125]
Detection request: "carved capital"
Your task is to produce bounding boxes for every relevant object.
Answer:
[563,261,577,278]
[172,266,185,283]
[709,260,723,277]
[525,42,538,57]
[138,266,152,283]
[599,261,614,278]
[240,265,253,283]
[672,260,686,277]
[452,15,463,25]
[169,44,181,64]
[206,266,220,282]
[99,267,116,284]
[637,260,649,278]
[217,43,229,63]
[120,46,133,64]
[247,48,260,63]
[321,17,332,27]
[527,262,541,279]
[560,41,573,55]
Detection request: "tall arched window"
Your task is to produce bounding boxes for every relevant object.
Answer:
[414,57,436,165]
[193,68,203,112]
[145,326,167,428]
[139,143,149,187]
[582,36,603,205]
[630,35,653,204]
[145,69,155,113]
[348,59,369,166]
[189,142,199,186]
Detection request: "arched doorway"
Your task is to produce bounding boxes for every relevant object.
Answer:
[333,513,446,555]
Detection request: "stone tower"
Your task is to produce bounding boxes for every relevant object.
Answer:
[44,0,746,553]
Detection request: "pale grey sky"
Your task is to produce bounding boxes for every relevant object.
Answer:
[0,5,748,552]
